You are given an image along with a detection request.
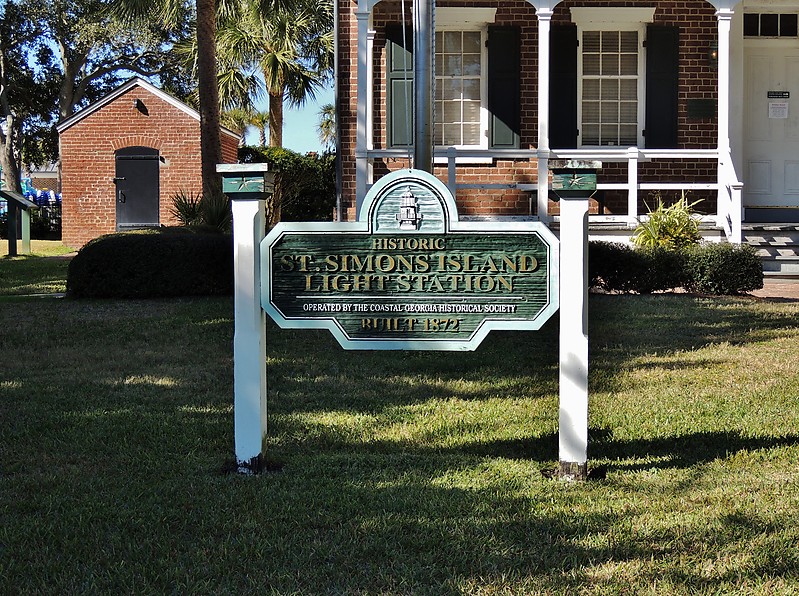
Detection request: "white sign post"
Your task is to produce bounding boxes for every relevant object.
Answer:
[231,198,268,473]
[219,164,273,474]
[557,195,590,481]
[550,159,597,481]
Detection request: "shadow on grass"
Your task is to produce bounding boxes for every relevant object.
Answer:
[444,427,799,471]
[268,295,799,399]
[273,460,799,593]
[3,296,799,591]
[590,428,799,471]
[589,293,799,357]
[270,414,799,473]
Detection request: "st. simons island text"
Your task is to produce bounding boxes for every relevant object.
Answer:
[277,237,540,294]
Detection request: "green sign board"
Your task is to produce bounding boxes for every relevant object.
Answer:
[261,169,559,350]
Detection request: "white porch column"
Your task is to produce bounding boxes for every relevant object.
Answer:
[231,198,268,472]
[716,8,733,155]
[367,29,376,154]
[716,7,742,241]
[355,6,374,214]
[536,8,554,221]
[558,194,589,480]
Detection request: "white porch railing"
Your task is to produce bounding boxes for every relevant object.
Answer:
[717,149,744,244]
[358,146,744,242]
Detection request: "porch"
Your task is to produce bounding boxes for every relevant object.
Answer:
[346,0,746,241]
[360,145,799,276]
[360,145,743,243]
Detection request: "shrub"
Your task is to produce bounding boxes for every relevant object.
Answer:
[589,241,640,292]
[685,242,764,295]
[589,242,688,294]
[170,190,203,226]
[29,205,62,240]
[66,228,233,298]
[634,246,689,293]
[590,241,761,295]
[170,190,232,232]
[632,192,702,249]
[238,146,336,226]
[0,205,62,240]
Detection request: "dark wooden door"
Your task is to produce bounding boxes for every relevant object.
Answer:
[114,146,160,229]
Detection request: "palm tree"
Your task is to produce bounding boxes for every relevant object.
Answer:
[216,0,333,147]
[250,110,270,147]
[222,108,255,146]
[114,0,235,198]
[196,0,222,197]
[317,102,335,151]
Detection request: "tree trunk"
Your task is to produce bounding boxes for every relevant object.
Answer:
[0,115,23,194]
[268,90,283,148]
[196,0,223,198]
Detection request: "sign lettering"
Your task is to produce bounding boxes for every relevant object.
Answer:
[261,169,559,350]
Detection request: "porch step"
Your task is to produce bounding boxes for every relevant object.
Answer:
[743,224,799,278]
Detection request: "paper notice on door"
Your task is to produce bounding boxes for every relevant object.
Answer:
[769,101,789,119]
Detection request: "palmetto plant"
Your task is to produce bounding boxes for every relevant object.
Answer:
[250,110,270,147]
[199,191,232,232]
[632,191,702,250]
[170,189,231,232]
[170,189,204,226]
[222,107,255,146]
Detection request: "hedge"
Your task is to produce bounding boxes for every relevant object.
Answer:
[65,232,762,300]
[590,241,763,295]
[66,228,233,299]
[684,242,764,295]
[238,146,336,223]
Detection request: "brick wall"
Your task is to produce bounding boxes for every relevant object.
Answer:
[221,133,239,164]
[60,85,239,248]
[337,0,720,220]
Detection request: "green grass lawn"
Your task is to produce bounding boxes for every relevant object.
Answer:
[1,258,798,592]
[0,240,74,295]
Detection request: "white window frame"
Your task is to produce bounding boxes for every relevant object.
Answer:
[571,8,655,148]
[433,8,496,162]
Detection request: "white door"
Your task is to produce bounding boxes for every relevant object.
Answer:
[743,45,799,211]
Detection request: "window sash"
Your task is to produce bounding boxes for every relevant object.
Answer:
[578,29,643,147]
[434,29,487,148]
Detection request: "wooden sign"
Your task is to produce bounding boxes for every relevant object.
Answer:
[261,169,559,350]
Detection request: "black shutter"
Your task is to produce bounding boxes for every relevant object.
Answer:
[488,26,521,148]
[549,25,578,149]
[645,25,679,148]
[386,25,414,148]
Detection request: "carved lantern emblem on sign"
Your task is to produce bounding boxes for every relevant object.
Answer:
[396,186,423,230]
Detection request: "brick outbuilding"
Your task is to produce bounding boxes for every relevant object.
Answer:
[57,77,240,248]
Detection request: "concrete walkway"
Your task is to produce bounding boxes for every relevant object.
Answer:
[749,278,799,301]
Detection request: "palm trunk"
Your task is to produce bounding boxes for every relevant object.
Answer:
[268,90,283,148]
[197,0,223,198]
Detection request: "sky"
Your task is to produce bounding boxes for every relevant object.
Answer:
[246,85,335,154]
